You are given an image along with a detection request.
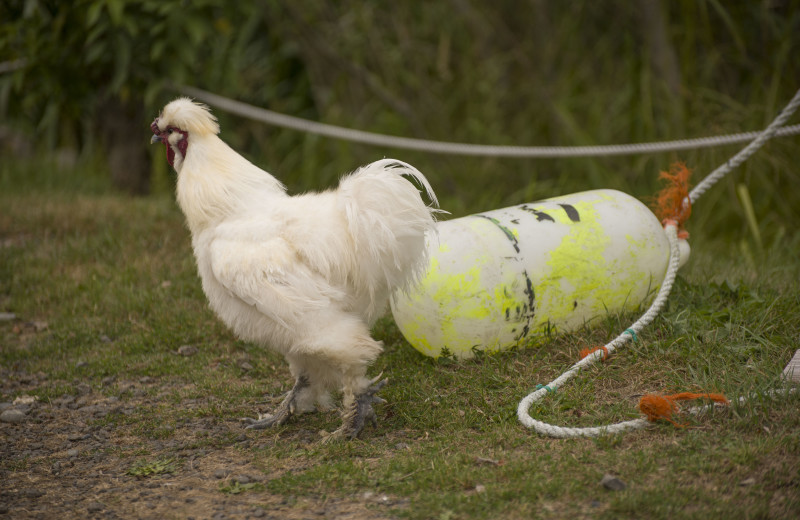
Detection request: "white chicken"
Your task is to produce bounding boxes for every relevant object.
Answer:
[150,98,439,439]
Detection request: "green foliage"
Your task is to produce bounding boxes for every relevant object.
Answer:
[127,457,179,478]
[2,2,798,229]
[219,480,265,495]
[0,1,296,149]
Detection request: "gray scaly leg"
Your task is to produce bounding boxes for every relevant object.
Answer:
[243,375,310,430]
[330,377,388,440]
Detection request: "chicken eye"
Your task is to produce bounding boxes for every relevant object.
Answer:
[167,128,174,135]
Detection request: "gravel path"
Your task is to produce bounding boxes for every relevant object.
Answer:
[0,368,400,520]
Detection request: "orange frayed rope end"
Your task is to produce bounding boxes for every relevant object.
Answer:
[580,346,609,361]
[652,162,693,239]
[638,392,729,427]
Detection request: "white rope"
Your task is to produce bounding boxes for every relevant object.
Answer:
[517,87,800,437]
[177,85,800,158]
[516,223,682,437]
[689,87,800,203]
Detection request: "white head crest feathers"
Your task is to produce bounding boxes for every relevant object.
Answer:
[157,97,220,136]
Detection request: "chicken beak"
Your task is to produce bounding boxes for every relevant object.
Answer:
[150,134,163,144]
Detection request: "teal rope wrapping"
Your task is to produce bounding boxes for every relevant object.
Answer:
[624,329,638,342]
[536,384,555,393]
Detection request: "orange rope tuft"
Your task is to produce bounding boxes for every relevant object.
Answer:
[652,162,693,235]
[580,346,609,361]
[639,392,729,427]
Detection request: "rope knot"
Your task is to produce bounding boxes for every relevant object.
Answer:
[653,162,693,237]
[639,392,729,427]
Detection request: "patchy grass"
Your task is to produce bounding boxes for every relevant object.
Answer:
[219,480,266,495]
[127,457,180,478]
[1,162,799,519]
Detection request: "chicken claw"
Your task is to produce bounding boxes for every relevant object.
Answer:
[244,375,309,430]
[330,378,388,440]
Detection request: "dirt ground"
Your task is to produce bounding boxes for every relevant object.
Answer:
[0,368,403,520]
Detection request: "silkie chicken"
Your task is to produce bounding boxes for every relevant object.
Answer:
[150,98,439,439]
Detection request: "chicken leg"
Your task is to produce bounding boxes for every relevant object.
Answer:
[329,377,388,440]
[244,374,310,429]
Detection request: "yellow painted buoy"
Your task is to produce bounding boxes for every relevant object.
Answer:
[390,189,689,358]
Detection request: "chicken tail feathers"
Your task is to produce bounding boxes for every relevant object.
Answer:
[338,159,441,312]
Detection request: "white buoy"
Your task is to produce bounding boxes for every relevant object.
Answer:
[391,189,690,358]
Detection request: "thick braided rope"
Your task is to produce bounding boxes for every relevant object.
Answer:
[517,87,800,438]
[177,85,800,159]
[516,223,682,438]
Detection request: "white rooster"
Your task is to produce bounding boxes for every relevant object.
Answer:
[150,98,439,439]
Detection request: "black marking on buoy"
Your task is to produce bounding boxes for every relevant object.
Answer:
[511,219,520,224]
[524,274,535,314]
[475,215,520,253]
[573,300,578,310]
[520,205,555,222]
[559,204,580,222]
[505,308,510,320]
[514,270,536,343]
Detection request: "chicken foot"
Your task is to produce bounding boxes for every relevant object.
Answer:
[243,374,310,430]
[330,377,388,440]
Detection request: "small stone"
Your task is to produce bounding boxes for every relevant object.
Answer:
[233,474,250,484]
[0,312,17,321]
[87,502,104,512]
[238,361,254,372]
[474,484,486,493]
[76,361,89,369]
[21,489,44,498]
[601,474,626,491]
[213,469,230,479]
[56,395,76,407]
[100,335,113,343]
[32,320,48,332]
[101,376,116,386]
[13,395,37,406]
[12,404,31,415]
[251,509,266,518]
[739,477,756,487]
[67,449,79,457]
[178,345,198,357]
[76,383,92,395]
[0,409,26,423]
[139,376,153,384]
[395,442,410,450]
[68,433,89,441]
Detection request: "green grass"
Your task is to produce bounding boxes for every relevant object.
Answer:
[127,457,180,478]
[1,156,799,519]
